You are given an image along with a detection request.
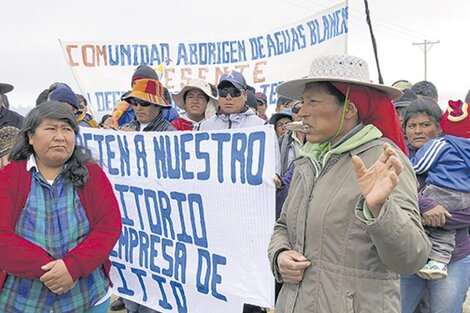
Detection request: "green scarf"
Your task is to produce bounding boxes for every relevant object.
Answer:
[299,124,382,168]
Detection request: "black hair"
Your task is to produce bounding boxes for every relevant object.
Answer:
[411,81,438,99]
[209,83,218,98]
[1,94,9,108]
[403,97,442,128]
[9,101,94,188]
[99,114,112,127]
[183,89,210,104]
[246,90,258,110]
[36,89,50,106]
[246,85,256,93]
[307,82,346,105]
[76,94,87,106]
[276,96,292,108]
[163,87,172,104]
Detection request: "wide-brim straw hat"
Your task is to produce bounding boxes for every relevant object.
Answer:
[276,54,402,101]
[173,79,218,110]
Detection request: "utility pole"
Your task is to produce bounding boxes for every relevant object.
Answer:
[413,40,440,80]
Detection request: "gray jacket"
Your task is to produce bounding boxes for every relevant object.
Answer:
[199,107,266,130]
[268,138,430,313]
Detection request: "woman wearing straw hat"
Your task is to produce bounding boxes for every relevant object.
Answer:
[268,54,431,313]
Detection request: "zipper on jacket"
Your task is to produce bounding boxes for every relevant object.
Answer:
[307,155,338,202]
[307,159,320,201]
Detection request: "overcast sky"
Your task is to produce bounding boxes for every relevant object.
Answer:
[1,0,469,115]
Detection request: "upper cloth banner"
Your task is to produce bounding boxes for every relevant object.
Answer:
[61,2,347,116]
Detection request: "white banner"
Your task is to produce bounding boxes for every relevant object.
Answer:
[61,2,348,117]
[77,125,276,313]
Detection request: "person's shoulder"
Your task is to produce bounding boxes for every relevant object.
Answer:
[83,161,102,174]
[199,115,220,130]
[443,134,470,144]
[10,109,24,119]
[6,159,26,168]
[0,160,27,180]
[120,119,137,129]
[419,136,447,151]
[161,118,177,131]
[243,112,266,126]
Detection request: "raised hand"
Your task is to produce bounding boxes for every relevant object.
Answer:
[352,143,403,217]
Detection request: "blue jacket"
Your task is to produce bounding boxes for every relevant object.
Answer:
[412,135,470,192]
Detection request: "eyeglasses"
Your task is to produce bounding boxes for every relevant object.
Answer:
[218,87,242,98]
[129,97,153,107]
[291,105,302,114]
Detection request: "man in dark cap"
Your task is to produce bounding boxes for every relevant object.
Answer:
[0,82,24,129]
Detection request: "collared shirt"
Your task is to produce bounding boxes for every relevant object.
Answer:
[0,155,108,313]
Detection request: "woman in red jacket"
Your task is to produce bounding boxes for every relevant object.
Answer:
[0,101,122,313]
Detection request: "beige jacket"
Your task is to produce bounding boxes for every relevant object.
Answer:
[268,139,431,313]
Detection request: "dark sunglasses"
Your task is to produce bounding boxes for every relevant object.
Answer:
[291,105,302,114]
[218,87,242,98]
[129,97,153,107]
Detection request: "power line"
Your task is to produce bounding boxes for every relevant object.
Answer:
[287,0,436,42]
[412,40,440,80]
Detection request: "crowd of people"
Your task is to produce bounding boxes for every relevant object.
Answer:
[0,54,469,313]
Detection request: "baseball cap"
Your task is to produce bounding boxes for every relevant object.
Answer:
[218,70,247,90]
[255,92,267,105]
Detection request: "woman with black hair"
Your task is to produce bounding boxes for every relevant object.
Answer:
[0,101,122,313]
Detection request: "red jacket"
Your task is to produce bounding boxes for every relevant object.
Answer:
[171,117,194,131]
[0,160,122,291]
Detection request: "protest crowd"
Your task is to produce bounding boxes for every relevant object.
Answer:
[0,52,469,313]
